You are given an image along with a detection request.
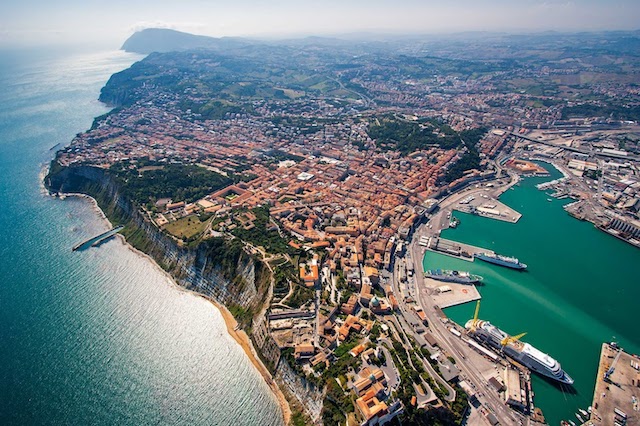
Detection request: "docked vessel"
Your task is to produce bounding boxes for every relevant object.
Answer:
[474,252,527,270]
[465,308,573,385]
[425,269,483,284]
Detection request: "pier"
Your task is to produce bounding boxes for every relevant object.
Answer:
[72,226,124,251]
[452,193,522,224]
[425,279,482,309]
[589,342,640,426]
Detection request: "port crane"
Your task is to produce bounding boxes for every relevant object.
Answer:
[501,332,527,348]
[604,344,622,381]
[469,300,481,332]
[469,300,526,347]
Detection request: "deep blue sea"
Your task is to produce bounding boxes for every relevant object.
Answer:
[0,47,282,425]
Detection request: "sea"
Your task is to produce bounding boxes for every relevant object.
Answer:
[0,47,282,425]
[424,163,640,425]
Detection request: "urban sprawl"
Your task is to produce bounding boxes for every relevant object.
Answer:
[55,32,640,426]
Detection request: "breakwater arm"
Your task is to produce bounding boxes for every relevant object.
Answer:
[72,225,124,251]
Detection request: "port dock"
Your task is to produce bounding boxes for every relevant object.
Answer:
[453,194,522,224]
[589,342,640,426]
[72,226,124,251]
[425,278,482,308]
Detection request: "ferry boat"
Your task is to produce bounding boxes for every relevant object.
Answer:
[425,269,483,285]
[474,252,527,270]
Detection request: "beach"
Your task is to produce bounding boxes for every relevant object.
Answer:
[64,192,291,424]
[212,299,292,425]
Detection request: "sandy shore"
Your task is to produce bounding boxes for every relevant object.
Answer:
[211,300,292,425]
[59,192,292,425]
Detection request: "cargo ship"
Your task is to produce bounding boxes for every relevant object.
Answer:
[474,252,527,270]
[425,269,483,284]
[465,317,574,385]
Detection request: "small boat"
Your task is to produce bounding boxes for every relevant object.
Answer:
[575,413,584,423]
[578,408,588,417]
[561,421,570,426]
[587,406,592,413]
[568,421,576,426]
[547,198,552,201]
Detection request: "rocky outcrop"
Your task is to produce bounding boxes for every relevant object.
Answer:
[275,357,324,422]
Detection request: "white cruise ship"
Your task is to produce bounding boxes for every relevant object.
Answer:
[465,319,574,385]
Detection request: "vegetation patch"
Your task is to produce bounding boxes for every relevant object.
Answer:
[231,206,301,256]
[163,215,209,240]
[367,116,462,154]
[110,161,232,206]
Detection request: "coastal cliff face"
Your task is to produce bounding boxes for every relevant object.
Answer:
[46,163,326,424]
[46,164,267,322]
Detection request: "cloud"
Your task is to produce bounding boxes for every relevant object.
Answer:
[538,1,575,9]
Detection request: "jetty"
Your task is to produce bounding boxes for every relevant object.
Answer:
[72,226,124,251]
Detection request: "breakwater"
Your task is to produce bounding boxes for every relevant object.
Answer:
[72,225,124,251]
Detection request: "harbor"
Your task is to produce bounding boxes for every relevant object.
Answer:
[423,160,640,426]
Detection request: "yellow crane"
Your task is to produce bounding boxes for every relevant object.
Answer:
[469,300,481,331]
[501,332,527,348]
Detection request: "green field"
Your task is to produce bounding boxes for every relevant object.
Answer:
[164,215,208,240]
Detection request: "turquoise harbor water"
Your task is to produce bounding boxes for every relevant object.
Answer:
[0,48,282,425]
[424,164,640,425]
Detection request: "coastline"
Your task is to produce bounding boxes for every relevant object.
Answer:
[210,298,292,425]
[56,191,292,425]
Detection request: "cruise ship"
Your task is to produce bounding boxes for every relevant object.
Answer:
[474,252,527,270]
[425,269,483,284]
[465,318,574,385]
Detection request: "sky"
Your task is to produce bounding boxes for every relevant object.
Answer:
[1,0,639,48]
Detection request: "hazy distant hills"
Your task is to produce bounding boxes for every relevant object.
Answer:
[121,28,250,54]
[121,27,640,63]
